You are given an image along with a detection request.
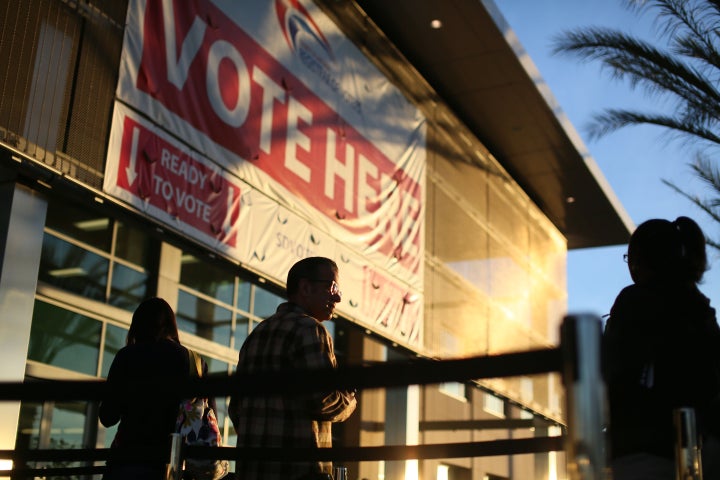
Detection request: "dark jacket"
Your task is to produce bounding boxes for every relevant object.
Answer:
[99,339,190,467]
[604,282,720,460]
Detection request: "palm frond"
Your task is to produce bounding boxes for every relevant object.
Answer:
[587,109,720,144]
[553,28,720,126]
[690,154,720,191]
[663,178,720,222]
[663,177,720,252]
[662,1,720,76]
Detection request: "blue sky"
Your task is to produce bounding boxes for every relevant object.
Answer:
[494,1,720,317]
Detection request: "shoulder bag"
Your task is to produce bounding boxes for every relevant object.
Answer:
[175,349,229,480]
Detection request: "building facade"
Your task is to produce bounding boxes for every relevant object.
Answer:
[0,1,631,479]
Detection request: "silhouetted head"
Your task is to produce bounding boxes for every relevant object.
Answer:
[126,297,180,345]
[627,216,707,286]
[286,257,341,321]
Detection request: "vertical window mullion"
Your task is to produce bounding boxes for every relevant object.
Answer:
[96,321,108,378]
[105,220,118,303]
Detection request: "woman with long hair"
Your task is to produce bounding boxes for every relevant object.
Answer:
[605,216,720,479]
[99,297,190,479]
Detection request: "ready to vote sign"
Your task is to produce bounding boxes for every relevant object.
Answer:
[105,105,242,249]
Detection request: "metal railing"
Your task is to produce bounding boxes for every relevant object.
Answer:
[0,314,609,479]
[675,407,703,480]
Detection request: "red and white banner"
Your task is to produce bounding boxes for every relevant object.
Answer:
[105,105,242,250]
[105,0,426,348]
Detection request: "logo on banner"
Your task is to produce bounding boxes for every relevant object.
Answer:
[275,0,333,65]
[275,0,361,115]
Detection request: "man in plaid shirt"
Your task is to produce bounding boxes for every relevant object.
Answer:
[229,256,357,480]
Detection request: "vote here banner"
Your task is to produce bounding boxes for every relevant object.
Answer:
[105,0,426,348]
[111,0,425,285]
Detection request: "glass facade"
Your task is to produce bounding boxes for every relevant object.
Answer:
[177,252,284,350]
[17,195,291,457]
[15,400,97,474]
[28,300,102,376]
[101,324,127,378]
[425,143,567,420]
[40,201,157,311]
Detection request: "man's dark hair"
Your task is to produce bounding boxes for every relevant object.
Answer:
[286,257,338,297]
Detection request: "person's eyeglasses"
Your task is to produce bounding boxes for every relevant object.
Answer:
[623,253,628,263]
[309,279,342,298]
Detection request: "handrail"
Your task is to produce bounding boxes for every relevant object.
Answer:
[561,314,608,480]
[0,315,608,479]
[675,407,703,480]
[0,348,564,402]
[0,436,567,477]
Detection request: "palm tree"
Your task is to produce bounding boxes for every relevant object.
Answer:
[664,157,720,250]
[552,0,720,249]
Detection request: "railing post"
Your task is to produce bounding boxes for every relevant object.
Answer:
[675,407,703,480]
[561,314,608,480]
[166,433,182,480]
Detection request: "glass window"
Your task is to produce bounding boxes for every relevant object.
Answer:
[214,396,229,441]
[45,202,113,252]
[100,423,119,449]
[254,285,282,318]
[49,402,86,450]
[14,402,43,474]
[39,234,109,301]
[201,356,229,375]
[236,280,251,311]
[176,291,232,346]
[15,401,91,472]
[180,254,234,305]
[488,181,528,253]
[109,262,151,311]
[520,377,533,404]
[177,252,279,351]
[437,464,449,480]
[439,382,467,402]
[41,198,159,311]
[225,421,236,452]
[101,324,127,378]
[28,301,101,376]
[234,316,250,350]
[324,320,335,339]
[14,402,42,451]
[483,392,506,418]
[115,221,155,265]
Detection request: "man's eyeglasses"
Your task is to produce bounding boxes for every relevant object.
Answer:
[308,279,342,297]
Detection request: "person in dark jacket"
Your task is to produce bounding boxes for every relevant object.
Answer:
[99,297,190,480]
[604,216,720,479]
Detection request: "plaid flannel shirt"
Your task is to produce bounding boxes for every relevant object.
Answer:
[230,302,356,480]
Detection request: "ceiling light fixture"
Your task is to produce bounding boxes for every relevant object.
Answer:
[48,267,86,278]
[74,218,110,231]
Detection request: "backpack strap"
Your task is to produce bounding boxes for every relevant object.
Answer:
[188,349,203,378]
